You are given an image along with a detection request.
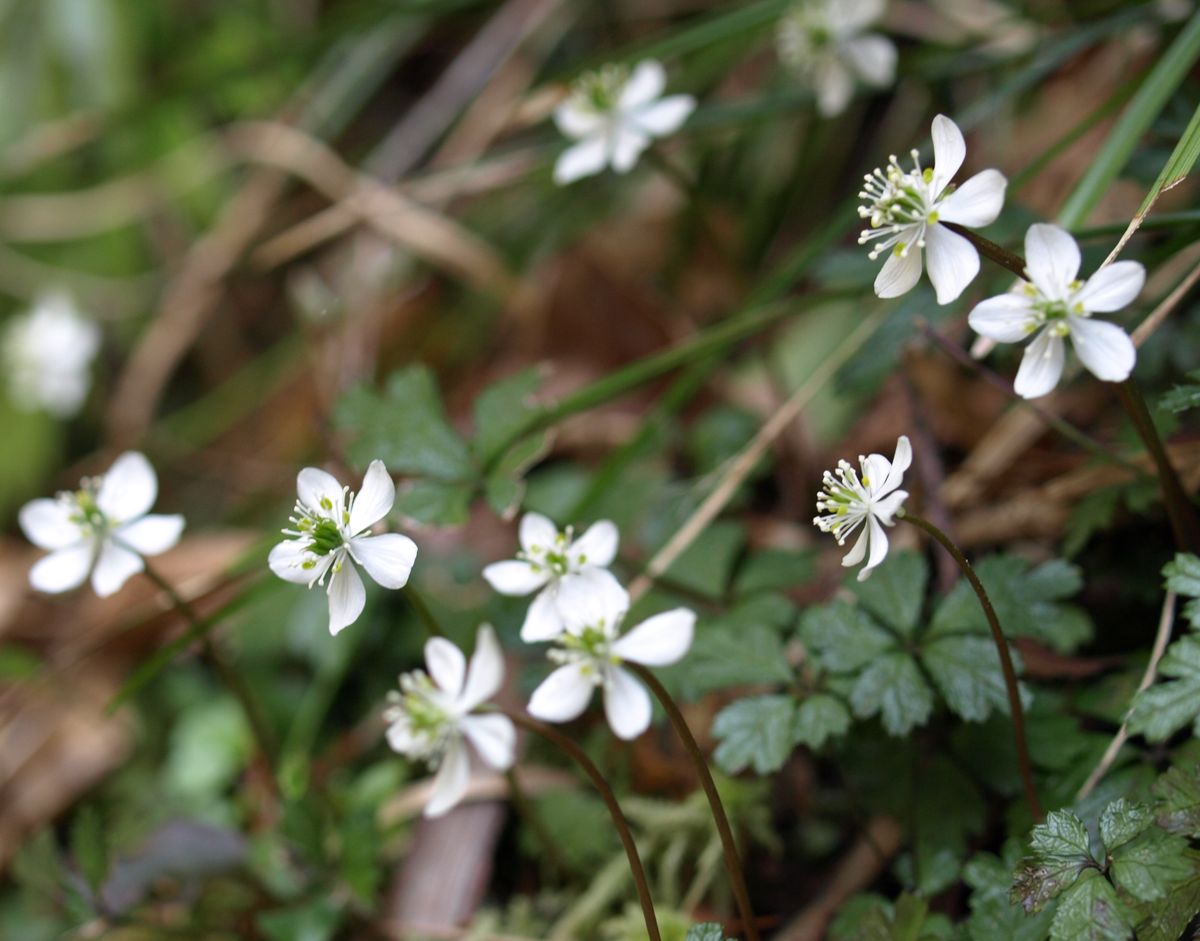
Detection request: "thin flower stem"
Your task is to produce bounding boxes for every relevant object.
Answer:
[943,222,1026,279]
[629,664,761,941]
[138,560,280,770]
[505,711,661,941]
[898,513,1042,821]
[403,584,443,638]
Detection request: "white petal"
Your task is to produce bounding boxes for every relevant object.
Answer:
[930,114,966,195]
[349,460,395,535]
[519,513,559,555]
[814,57,854,117]
[91,541,143,597]
[95,452,158,522]
[483,559,550,596]
[268,539,330,585]
[968,293,1038,343]
[556,568,629,636]
[862,434,909,497]
[841,523,870,568]
[611,608,695,666]
[610,127,650,173]
[619,60,666,109]
[425,636,467,699]
[115,514,184,557]
[554,136,608,185]
[459,624,505,711]
[841,34,896,87]
[1024,224,1079,301]
[19,499,79,550]
[521,586,566,642]
[937,169,1007,228]
[604,667,652,740]
[349,533,416,589]
[461,714,516,771]
[29,544,93,593]
[862,514,890,576]
[425,739,471,818]
[828,0,885,33]
[1069,317,1136,383]
[631,95,695,137]
[385,715,417,755]
[925,223,980,305]
[872,489,909,524]
[570,520,619,569]
[528,663,594,724]
[554,100,603,139]
[327,559,366,635]
[1014,329,1065,399]
[1074,261,1145,313]
[297,467,345,517]
[874,242,924,298]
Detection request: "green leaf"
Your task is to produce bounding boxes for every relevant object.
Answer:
[922,634,1024,723]
[1127,634,1200,742]
[909,757,986,896]
[1161,369,1200,415]
[712,695,798,775]
[850,652,933,736]
[1108,826,1192,902]
[965,852,1056,941]
[483,431,551,519]
[1164,552,1200,630]
[522,791,619,875]
[1152,764,1200,836]
[733,547,816,595]
[1048,869,1132,941]
[659,520,746,600]
[793,694,851,750]
[801,599,896,673]
[1011,810,1094,914]
[849,550,928,636]
[393,478,472,526]
[1098,799,1152,853]
[1135,100,1200,219]
[257,898,343,941]
[333,366,474,480]
[684,923,730,941]
[684,621,794,694]
[70,805,108,894]
[1128,864,1200,941]
[472,367,543,465]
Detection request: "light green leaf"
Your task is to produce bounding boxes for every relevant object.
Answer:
[393,478,472,527]
[684,923,729,941]
[964,852,1056,941]
[1011,810,1094,914]
[660,520,746,600]
[793,694,851,750]
[800,599,895,673]
[849,652,933,736]
[1098,798,1152,853]
[683,621,794,694]
[1128,865,1200,941]
[1152,764,1200,836]
[1048,870,1132,941]
[1135,101,1200,218]
[1164,552,1200,630]
[712,695,798,775]
[1108,826,1192,902]
[472,368,543,466]
[257,898,343,941]
[849,550,928,636]
[483,431,551,519]
[1127,635,1200,742]
[1161,369,1200,416]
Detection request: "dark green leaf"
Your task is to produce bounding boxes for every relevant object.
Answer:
[733,547,815,595]
[850,652,933,736]
[964,852,1056,941]
[393,478,472,526]
[1098,799,1152,853]
[472,367,543,465]
[257,898,342,941]
[1108,826,1192,902]
[483,431,551,518]
[1128,863,1200,941]
[793,694,851,750]
[1164,552,1200,630]
[684,621,793,694]
[922,634,1026,723]
[659,521,745,600]
[1127,635,1200,742]
[800,599,895,673]
[1048,869,1131,941]
[70,806,108,895]
[712,695,798,775]
[1153,764,1200,836]
[849,550,928,636]
[1011,810,1094,914]
[1161,370,1200,415]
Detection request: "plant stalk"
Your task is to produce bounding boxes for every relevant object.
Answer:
[403,584,443,638]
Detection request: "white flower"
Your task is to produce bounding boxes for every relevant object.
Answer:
[2,291,100,418]
[385,624,515,818]
[777,0,897,117]
[483,512,620,643]
[268,460,418,635]
[19,451,185,597]
[553,60,696,185]
[527,574,694,740]
[858,114,1007,304]
[968,223,1142,399]
[813,435,910,582]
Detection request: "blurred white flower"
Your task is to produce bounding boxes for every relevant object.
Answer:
[776,0,896,117]
[19,451,185,597]
[858,114,1007,304]
[385,624,515,818]
[269,460,418,635]
[483,512,619,643]
[553,60,696,185]
[2,292,100,418]
[527,574,694,740]
[813,435,910,582]
[968,224,1141,399]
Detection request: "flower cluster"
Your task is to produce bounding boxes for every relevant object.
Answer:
[3,292,100,418]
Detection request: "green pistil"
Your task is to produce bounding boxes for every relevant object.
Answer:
[562,625,616,662]
[404,691,450,738]
[68,490,107,534]
[308,518,344,556]
[574,64,628,113]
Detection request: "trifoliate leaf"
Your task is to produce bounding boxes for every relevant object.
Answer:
[1108,826,1192,902]
[1163,552,1200,630]
[393,478,472,526]
[712,695,798,775]
[1152,764,1200,836]
[1161,369,1200,414]
[684,923,730,941]
[922,634,1025,723]
[334,366,475,480]
[1098,799,1152,853]
[850,652,933,736]
[793,694,851,750]
[471,367,542,466]
[1048,869,1132,941]
[849,550,928,636]
[801,599,895,673]
[1011,810,1094,914]
[1127,634,1200,742]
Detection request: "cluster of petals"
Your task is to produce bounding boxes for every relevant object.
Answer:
[968,223,1141,398]
[858,114,1007,304]
[19,451,184,597]
[269,460,418,635]
[385,625,515,818]
[776,0,896,117]
[3,291,100,418]
[813,435,910,582]
[553,59,695,185]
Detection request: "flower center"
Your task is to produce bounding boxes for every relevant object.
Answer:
[858,154,952,260]
[281,489,352,554]
[813,459,870,541]
[570,64,629,115]
[63,482,108,536]
[520,527,581,576]
[387,672,455,762]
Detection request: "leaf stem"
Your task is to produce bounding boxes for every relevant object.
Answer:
[403,583,443,638]
[898,513,1042,821]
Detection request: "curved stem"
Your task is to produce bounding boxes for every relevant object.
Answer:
[629,664,760,941]
[899,514,1042,821]
[403,584,443,638]
[506,711,661,941]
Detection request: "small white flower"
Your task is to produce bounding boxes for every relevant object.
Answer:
[385,624,515,818]
[968,223,1142,399]
[527,574,694,740]
[19,451,185,597]
[813,435,910,582]
[858,114,1007,304]
[2,292,100,418]
[777,0,897,117]
[268,460,418,635]
[553,59,696,185]
[483,512,620,643]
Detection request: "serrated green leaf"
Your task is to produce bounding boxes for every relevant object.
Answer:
[1161,370,1200,415]
[1032,810,1093,860]
[800,599,896,673]
[1108,826,1192,902]
[684,923,729,941]
[793,694,851,750]
[70,805,108,894]
[684,621,794,694]
[1153,764,1200,836]
[965,852,1056,941]
[712,695,798,775]
[1128,863,1200,941]
[850,652,933,736]
[1127,635,1200,742]
[922,634,1025,723]
[1098,799,1152,853]
[849,550,927,636]
[1048,869,1132,941]
[1164,553,1200,630]
[1011,810,1094,914]
[483,431,551,518]
[472,368,543,465]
